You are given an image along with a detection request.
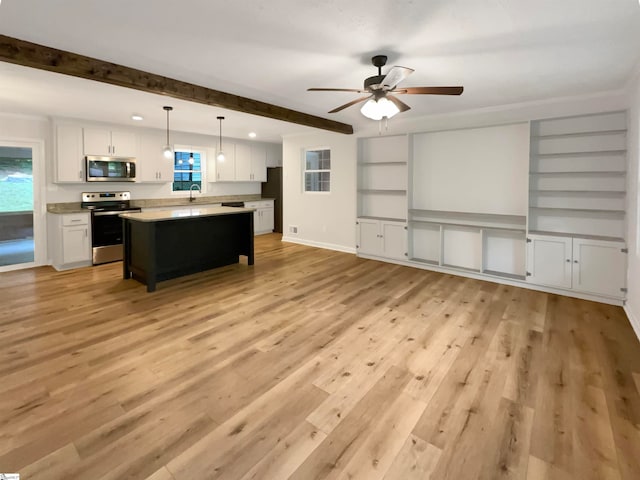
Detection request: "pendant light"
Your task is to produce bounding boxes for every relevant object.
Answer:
[189,151,195,165]
[162,106,174,159]
[216,116,225,162]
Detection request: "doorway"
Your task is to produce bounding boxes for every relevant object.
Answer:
[0,142,44,270]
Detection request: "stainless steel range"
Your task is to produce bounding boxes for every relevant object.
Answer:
[81,191,141,265]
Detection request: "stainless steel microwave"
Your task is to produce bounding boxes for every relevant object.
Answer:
[86,156,136,182]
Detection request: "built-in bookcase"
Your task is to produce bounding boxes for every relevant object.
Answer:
[529,111,627,241]
[357,135,409,222]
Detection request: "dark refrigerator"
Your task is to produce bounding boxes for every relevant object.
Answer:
[261,167,283,233]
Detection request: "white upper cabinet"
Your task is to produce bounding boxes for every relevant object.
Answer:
[136,133,173,183]
[235,143,252,181]
[84,127,137,157]
[210,143,266,182]
[214,144,236,181]
[250,145,267,182]
[55,124,85,183]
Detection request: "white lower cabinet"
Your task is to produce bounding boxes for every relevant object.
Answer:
[245,200,274,235]
[49,213,92,270]
[526,234,626,298]
[357,218,407,260]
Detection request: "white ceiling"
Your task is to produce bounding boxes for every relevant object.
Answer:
[0,0,639,142]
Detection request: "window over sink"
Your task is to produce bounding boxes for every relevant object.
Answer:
[173,149,205,192]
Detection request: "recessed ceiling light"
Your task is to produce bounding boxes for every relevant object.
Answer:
[131,114,144,121]
[248,132,257,138]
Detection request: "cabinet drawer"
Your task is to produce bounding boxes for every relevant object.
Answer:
[62,213,89,226]
[245,200,274,208]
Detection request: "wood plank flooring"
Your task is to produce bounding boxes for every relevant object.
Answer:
[1,233,639,479]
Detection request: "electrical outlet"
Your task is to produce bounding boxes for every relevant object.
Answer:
[289,225,298,234]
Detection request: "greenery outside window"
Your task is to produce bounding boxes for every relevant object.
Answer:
[173,150,203,191]
[304,148,330,192]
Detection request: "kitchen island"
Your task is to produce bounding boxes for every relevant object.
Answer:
[120,206,254,292]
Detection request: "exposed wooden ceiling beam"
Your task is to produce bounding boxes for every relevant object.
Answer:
[0,34,354,135]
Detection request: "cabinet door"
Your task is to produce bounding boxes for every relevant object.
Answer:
[216,145,236,181]
[381,222,407,260]
[572,238,626,297]
[56,124,84,182]
[83,127,112,155]
[62,226,90,264]
[111,130,137,157]
[137,133,172,182]
[250,146,267,182]
[357,219,381,256]
[235,144,252,181]
[261,207,274,233]
[526,235,572,288]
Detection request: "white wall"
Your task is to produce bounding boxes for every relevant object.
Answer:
[282,131,357,252]
[625,75,640,339]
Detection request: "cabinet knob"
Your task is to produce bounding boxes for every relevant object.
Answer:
[566,259,571,263]
[574,260,578,264]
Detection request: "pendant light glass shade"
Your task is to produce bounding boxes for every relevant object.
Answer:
[189,152,195,165]
[162,106,174,159]
[216,116,225,162]
[360,97,400,120]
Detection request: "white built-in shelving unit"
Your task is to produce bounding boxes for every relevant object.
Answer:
[528,112,627,241]
[355,112,628,304]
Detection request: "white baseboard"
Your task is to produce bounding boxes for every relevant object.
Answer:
[624,304,640,343]
[281,236,357,254]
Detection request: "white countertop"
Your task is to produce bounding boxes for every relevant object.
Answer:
[120,206,255,222]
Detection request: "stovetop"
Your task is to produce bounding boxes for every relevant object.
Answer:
[81,191,137,212]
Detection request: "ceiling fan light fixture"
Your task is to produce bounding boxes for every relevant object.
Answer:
[360,97,400,121]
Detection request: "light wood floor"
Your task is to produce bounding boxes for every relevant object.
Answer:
[1,234,639,480]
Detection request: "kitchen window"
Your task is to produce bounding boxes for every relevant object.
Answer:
[173,150,204,192]
[304,148,330,192]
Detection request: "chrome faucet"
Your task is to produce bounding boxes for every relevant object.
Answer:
[189,183,201,202]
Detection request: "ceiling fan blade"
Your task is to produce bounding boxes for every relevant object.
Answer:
[308,87,365,93]
[385,94,411,113]
[394,86,464,95]
[381,66,414,90]
[328,95,372,113]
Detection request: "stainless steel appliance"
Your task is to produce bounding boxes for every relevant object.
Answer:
[81,191,141,265]
[86,156,136,182]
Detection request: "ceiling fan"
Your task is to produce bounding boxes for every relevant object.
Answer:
[308,55,463,120]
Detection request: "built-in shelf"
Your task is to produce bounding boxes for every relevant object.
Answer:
[530,190,626,197]
[359,161,408,166]
[528,230,625,243]
[482,270,526,281]
[532,150,626,159]
[529,171,626,176]
[358,189,407,195]
[359,215,406,223]
[529,207,625,216]
[409,209,526,230]
[531,129,626,139]
[441,264,481,274]
[410,257,439,266]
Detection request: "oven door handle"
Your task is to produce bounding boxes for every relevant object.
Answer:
[93,210,139,217]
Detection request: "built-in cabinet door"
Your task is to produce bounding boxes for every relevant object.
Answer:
[56,124,85,182]
[381,222,407,260]
[251,146,267,182]
[62,225,90,264]
[526,235,572,288]
[216,145,236,181]
[83,127,137,156]
[572,238,626,297]
[83,127,112,156]
[235,144,252,181]
[137,133,173,182]
[110,130,137,157]
[357,219,381,256]
[261,206,274,233]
